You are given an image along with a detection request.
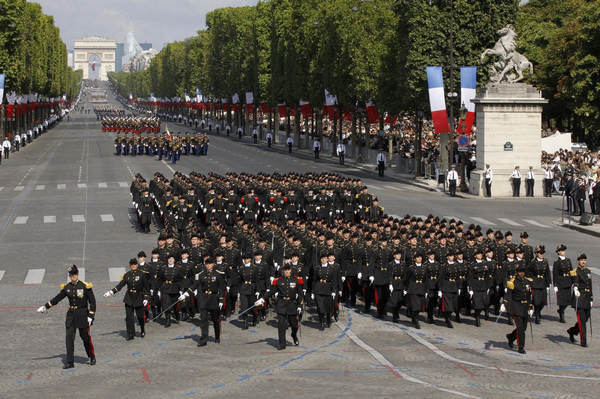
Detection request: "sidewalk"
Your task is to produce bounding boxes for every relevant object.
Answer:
[554,215,600,238]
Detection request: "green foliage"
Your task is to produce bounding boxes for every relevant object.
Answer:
[0,0,80,99]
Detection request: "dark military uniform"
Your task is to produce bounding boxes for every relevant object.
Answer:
[44,278,96,367]
[188,267,226,345]
[312,262,340,329]
[271,275,303,349]
[505,273,533,353]
[110,268,150,339]
[567,262,593,347]
[389,258,406,322]
[528,256,551,323]
[158,263,184,326]
[468,259,492,326]
[405,262,427,328]
[553,256,573,322]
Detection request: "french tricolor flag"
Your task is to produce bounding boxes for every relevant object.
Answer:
[460,66,477,135]
[426,66,450,134]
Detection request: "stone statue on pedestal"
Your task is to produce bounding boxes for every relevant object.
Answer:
[481,24,533,84]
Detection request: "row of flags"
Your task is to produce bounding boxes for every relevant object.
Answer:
[427,66,477,135]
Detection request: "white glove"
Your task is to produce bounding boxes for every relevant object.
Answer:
[528,309,534,318]
[553,286,558,293]
[339,291,342,297]
[303,289,307,295]
[297,307,302,314]
[574,287,580,297]
[158,291,161,298]
[270,276,275,284]
[87,317,93,326]
[274,262,279,269]
[150,289,154,295]
[591,301,593,307]
[103,291,113,297]
[178,292,189,301]
[504,288,507,293]
[341,276,346,282]
[37,306,46,313]
[255,292,260,298]
[438,290,442,298]
[311,293,315,300]
[254,298,265,306]
[274,292,279,298]
[500,304,506,313]
[331,292,336,298]
[469,290,474,298]
[369,276,374,283]
[179,291,183,296]
[403,290,407,295]
[389,284,393,292]
[546,287,549,292]
[458,289,461,295]
[219,302,223,310]
[143,300,148,307]
[226,286,230,291]
[357,272,362,280]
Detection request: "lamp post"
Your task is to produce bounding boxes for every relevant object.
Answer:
[458,104,469,192]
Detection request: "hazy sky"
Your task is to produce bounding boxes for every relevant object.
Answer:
[34,0,259,50]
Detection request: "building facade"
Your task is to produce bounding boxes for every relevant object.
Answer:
[73,37,117,81]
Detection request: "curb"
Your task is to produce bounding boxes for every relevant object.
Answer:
[553,221,600,238]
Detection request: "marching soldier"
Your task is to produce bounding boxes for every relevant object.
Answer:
[312,253,339,330]
[503,264,533,354]
[157,255,184,327]
[104,258,150,340]
[439,251,461,328]
[567,254,593,347]
[389,248,406,323]
[553,244,573,323]
[37,265,96,369]
[424,249,440,324]
[239,253,260,329]
[271,264,303,350]
[180,257,226,346]
[468,248,491,326]
[139,188,154,233]
[528,245,551,324]
[406,252,427,328]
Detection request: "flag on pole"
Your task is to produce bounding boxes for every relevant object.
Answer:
[299,99,312,118]
[460,66,477,135]
[232,93,240,104]
[196,88,202,102]
[0,74,5,104]
[245,92,254,113]
[426,66,450,134]
[366,101,379,124]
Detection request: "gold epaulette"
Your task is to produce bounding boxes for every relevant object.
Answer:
[60,283,66,289]
[120,274,124,280]
[569,269,577,277]
[83,281,93,289]
[506,278,515,290]
[526,277,533,282]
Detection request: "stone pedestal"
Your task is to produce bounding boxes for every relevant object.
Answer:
[469,83,548,197]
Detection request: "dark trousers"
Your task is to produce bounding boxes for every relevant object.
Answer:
[342,276,359,306]
[485,178,492,197]
[449,180,457,196]
[198,308,220,344]
[544,179,552,197]
[589,195,596,214]
[508,314,527,349]
[526,179,534,197]
[361,282,373,312]
[512,178,521,197]
[378,161,385,177]
[162,293,179,320]
[288,143,292,153]
[568,308,590,345]
[239,294,257,323]
[314,149,319,159]
[277,313,299,348]
[226,285,239,316]
[374,285,390,316]
[125,305,145,337]
[66,325,94,364]
[3,148,8,159]
[267,138,272,147]
[315,294,333,324]
[339,152,345,165]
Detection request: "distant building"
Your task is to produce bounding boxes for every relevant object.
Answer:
[121,32,156,73]
[115,43,124,72]
[140,43,153,51]
[73,36,116,81]
[67,51,74,69]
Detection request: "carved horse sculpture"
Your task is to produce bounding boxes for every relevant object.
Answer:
[481,24,533,83]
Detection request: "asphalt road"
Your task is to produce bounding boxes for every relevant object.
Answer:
[0,85,598,399]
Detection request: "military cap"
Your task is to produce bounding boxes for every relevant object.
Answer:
[67,265,79,275]
[137,251,147,258]
[577,253,587,260]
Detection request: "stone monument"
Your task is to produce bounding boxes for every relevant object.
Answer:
[469,25,548,197]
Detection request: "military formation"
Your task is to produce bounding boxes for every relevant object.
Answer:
[112,131,210,161]
[38,171,594,367]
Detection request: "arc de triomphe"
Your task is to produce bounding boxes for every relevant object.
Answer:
[73,37,116,81]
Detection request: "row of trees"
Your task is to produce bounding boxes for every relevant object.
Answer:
[0,0,82,99]
[110,0,599,142]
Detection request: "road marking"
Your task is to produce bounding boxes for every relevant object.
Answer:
[523,219,550,228]
[108,267,126,282]
[98,182,108,188]
[497,217,523,226]
[43,216,56,224]
[100,214,114,222]
[67,267,85,282]
[57,184,66,190]
[77,183,87,189]
[72,215,85,223]
[405,185,423,191]
[35,185,45,190]
[13,216,29,224]
[24,269,45,284]
[0,270,4,281]
[118,182,128,188]
[337,321,479,398]
[161,160,175,173]
[368,185,383,190]
[384,185,405,191]
[470,217,496,226]
[14,186,24,191]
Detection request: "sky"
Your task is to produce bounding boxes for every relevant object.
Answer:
[34,0,260,50]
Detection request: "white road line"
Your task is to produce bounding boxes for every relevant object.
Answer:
[35,185,45,190]
[98,182,108,188]
[67,267,85,282]
[108,267,126,282]
[470,216,496,226]
[72,215,85,223]
[497,217,523,226]
[43,215,56,224]
[405,185,423,191]
[14,185,24,191]
[100,214,114,222]
[336,321,480,398]
[57,184,66,190]
[0,270,5,281]
[24,268,45,284]
[399,325,600,381]
[161,160,175,173]
[368,185,383,190]
[13,216,29,224]
[384,185,405,191]
[118,182,128,188]
[523,219,550,228]
[77,183,87,189]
